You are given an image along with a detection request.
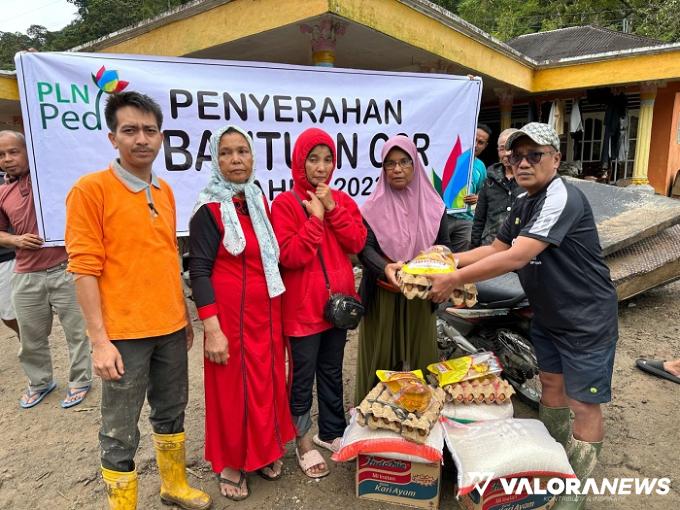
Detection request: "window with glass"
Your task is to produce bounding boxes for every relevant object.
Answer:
[611,112,639,182]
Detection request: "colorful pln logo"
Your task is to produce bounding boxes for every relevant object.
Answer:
[91,66,129,93]
[432,135,474,210]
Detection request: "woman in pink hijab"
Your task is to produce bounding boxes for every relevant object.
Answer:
[355,135,448,401]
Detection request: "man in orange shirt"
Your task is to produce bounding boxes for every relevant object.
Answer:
[65,92,211,510]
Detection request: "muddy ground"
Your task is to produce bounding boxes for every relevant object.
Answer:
[0,281,678,510]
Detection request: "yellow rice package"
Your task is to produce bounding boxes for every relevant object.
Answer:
[375,369,432,413]
[401,245,457,276]
[397,246,477,306]
[427,351,503,388]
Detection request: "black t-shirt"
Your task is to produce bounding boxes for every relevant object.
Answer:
[497,176,618,347]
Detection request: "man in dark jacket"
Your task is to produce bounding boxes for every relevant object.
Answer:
[471,128,523,248]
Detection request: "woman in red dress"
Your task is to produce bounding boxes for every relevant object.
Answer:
[189,125,294,501]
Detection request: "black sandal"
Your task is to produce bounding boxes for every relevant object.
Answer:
[257,460,283,481]
[216,471,249,501]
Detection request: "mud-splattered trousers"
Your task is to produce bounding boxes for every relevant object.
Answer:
[99,328,188,472]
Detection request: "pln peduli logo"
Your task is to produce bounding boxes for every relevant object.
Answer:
[36,66,129,131]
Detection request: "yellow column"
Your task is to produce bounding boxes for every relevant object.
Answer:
[495,89,514,130]
[300,17,347,67]
[631,82,657,185]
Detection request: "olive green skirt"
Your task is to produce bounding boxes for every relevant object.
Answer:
[354,286,439,403]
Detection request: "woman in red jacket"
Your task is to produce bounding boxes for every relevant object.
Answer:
[271,128,367,479]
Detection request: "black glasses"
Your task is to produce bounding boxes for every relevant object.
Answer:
[383,157,413,171]
[509,150,554,166]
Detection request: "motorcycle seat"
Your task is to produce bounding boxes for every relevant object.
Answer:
[475,272,527,309]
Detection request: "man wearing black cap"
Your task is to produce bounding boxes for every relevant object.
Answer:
[424,122,618,510]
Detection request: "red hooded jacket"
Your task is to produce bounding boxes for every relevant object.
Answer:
[271,128,367,337]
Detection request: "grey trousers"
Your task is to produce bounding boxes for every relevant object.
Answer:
[100,328,188,472]
[447,216,473,253]
[12,263,91,392]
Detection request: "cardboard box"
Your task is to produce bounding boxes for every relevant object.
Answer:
[356,454,441,509]
[459,478,555,510]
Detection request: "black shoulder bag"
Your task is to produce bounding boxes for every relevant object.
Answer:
[292,191,364,330]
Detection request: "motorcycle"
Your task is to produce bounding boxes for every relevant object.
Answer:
[436,272,542,409]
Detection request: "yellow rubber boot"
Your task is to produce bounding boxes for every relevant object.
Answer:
[101,467,137,510]
[152,432,212,510]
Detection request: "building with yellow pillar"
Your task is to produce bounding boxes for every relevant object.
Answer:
[1,0,680,194]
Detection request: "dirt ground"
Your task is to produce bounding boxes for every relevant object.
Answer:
[0,281,678,510]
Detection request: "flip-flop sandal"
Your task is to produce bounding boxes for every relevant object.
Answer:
[295,447,329,479]
[216,471,249,501]
[257,460,283,481]
[19,381,57,409]
[61,385,91,409]
[312,434,342,453]
[636,359,680,385]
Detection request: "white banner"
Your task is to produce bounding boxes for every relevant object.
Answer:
[15,52,482,245]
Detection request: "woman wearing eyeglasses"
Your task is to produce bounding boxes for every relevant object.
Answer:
[354,135,449,402]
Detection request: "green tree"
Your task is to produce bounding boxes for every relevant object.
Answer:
[1,0,192,70]
[429,0,462,13]
[451,0,630,40]
[0,25,51,70]
[634,0,680,41]
[57,0,192,50]
[432,0,680,42]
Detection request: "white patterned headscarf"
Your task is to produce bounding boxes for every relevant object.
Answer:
[192,125,284,298]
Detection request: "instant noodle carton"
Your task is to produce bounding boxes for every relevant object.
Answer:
[459,477,556,510]
[356,454,441,509]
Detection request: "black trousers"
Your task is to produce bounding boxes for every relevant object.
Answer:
[289,327,347,442]
[99,328,188,472]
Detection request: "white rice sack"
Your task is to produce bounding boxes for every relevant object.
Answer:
[441,400,514,423]
[332,413,444,463]
[443,418,575,496]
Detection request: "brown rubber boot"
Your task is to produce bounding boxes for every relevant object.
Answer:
[539,403,572,448]
[554,436,603,509]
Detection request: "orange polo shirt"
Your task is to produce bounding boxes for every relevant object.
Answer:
[65,163,186,340]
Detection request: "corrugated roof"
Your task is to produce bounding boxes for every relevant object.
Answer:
[507,25,664,62]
